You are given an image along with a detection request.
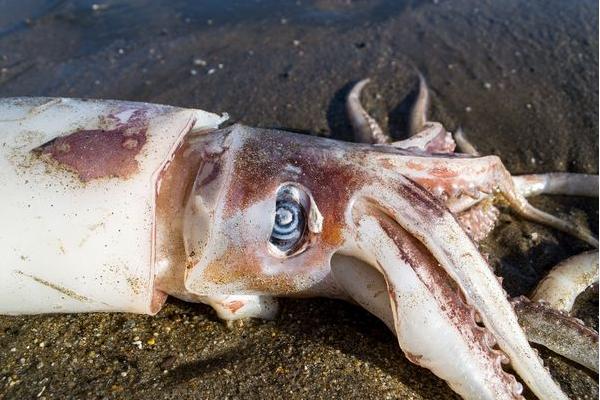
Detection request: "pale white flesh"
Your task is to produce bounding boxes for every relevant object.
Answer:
[513,174,599,198]
[346,184,568,400]
[0,97,225,314]
[350,216,522,400]
[531,251,599,312]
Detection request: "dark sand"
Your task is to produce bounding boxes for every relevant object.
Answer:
[0,0,598,399]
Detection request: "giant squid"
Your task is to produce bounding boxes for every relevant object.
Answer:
[0,76,597,399]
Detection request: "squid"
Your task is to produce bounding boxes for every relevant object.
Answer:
[0,76,597,400]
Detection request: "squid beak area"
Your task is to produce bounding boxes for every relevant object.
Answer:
[330,181,569,400]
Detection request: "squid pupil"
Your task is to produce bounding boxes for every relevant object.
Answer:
[270,190,306,252]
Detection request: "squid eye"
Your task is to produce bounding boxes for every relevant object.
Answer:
[269,185,306,254]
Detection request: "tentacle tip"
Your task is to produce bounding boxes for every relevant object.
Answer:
[354,77,371,90]
[348,78,371,100]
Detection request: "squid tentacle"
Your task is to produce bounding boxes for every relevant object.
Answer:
[392,121,457,153]
[452,127,599,199]
[353,179,568,400]
[511,296,599,373]
[347,77,598,245]
[482,159,598,247]
[531,251,599,312]
[451,129,597,199]
[346,78,389,144]
[351,208,525,399]
[408,73,430,136]
[454,127,481,156]
[347,77,458,153]
[373,151,598,245]
[513,173,599,198]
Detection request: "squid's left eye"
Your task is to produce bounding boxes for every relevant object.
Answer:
[269,185,307,255]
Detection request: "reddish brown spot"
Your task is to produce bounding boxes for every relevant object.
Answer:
[36,109,150,182]
[406,160,426,171]
[38,127,147,182]
[227,300,245,313]
[428,166,458,178]
[377,157,399,171]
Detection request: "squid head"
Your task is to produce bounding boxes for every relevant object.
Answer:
[155,124,567,400]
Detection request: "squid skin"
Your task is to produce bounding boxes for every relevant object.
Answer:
[346,78,388,144]
[1,96,597,400]
[531,251,599,312]
[514,251,600,374]
[512,296,599,373]
[0,97,227,314]
[513,174,599,198]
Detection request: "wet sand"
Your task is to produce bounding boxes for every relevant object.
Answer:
[0,0,597,399]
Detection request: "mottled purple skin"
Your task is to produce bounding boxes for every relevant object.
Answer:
[36,108,153,182]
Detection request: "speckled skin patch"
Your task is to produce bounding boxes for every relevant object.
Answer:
[36,108,150,182]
